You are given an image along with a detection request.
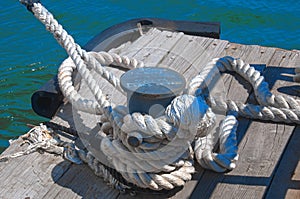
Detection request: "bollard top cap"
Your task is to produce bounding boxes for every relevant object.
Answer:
[120,67,186,98]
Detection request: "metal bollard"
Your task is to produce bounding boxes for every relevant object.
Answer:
[120,67,186,118]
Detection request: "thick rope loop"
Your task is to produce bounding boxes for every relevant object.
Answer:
[188,56,300,172]
[194,114,238,172]
[190,57,300,124]
[216,56,300,110]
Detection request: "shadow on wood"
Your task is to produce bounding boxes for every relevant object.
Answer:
[188,63,300,199]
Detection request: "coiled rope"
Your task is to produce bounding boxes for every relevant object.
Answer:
[18,0,300,192]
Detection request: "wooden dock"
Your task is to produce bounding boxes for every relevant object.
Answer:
[1,27,300,199]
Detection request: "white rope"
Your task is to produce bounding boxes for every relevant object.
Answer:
[100,95,207,190]
[0,124,131,192]
[216,57,300,109]
[0,124,63,163]
[294,67,300,82]
[19,1,300,192]
[194,114,238,172]
[32,3,145,115]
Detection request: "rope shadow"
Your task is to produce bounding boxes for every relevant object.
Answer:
[47,104,123,198]
[49,107,124,198]
[277,85,300,97]
[264,65,299,97]
[263,66,295,89]
[189,64,300,198]
[51,161,119,199]
[51,161,184,199]
[189,133,300,199]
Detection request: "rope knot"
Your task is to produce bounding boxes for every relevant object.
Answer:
[166,95,215,136]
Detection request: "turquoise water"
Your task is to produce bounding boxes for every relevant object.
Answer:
[0,0,299,152]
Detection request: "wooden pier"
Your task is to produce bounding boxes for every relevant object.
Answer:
[1,27,300,199]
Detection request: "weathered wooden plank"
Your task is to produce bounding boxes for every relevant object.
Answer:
[117,28,162,56]
[265,126,300,199]
[230,49,295,199]
[48,100,120,198]
[183,38,229,82]
[42,163,120,199]
[190,44,283,199]
[218,48,296,197]
[184,44,256,198]
[0,145,70,198]
[19,157,70,198]
[0,141,31,183]
[213,49,297,199]
[125,30,184,66]
[0,101,119,198]
[0,102,80,199]
[264,51,300,199]
[118,28,177,59]
[188,44,258,199]
[158,34,215,74]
